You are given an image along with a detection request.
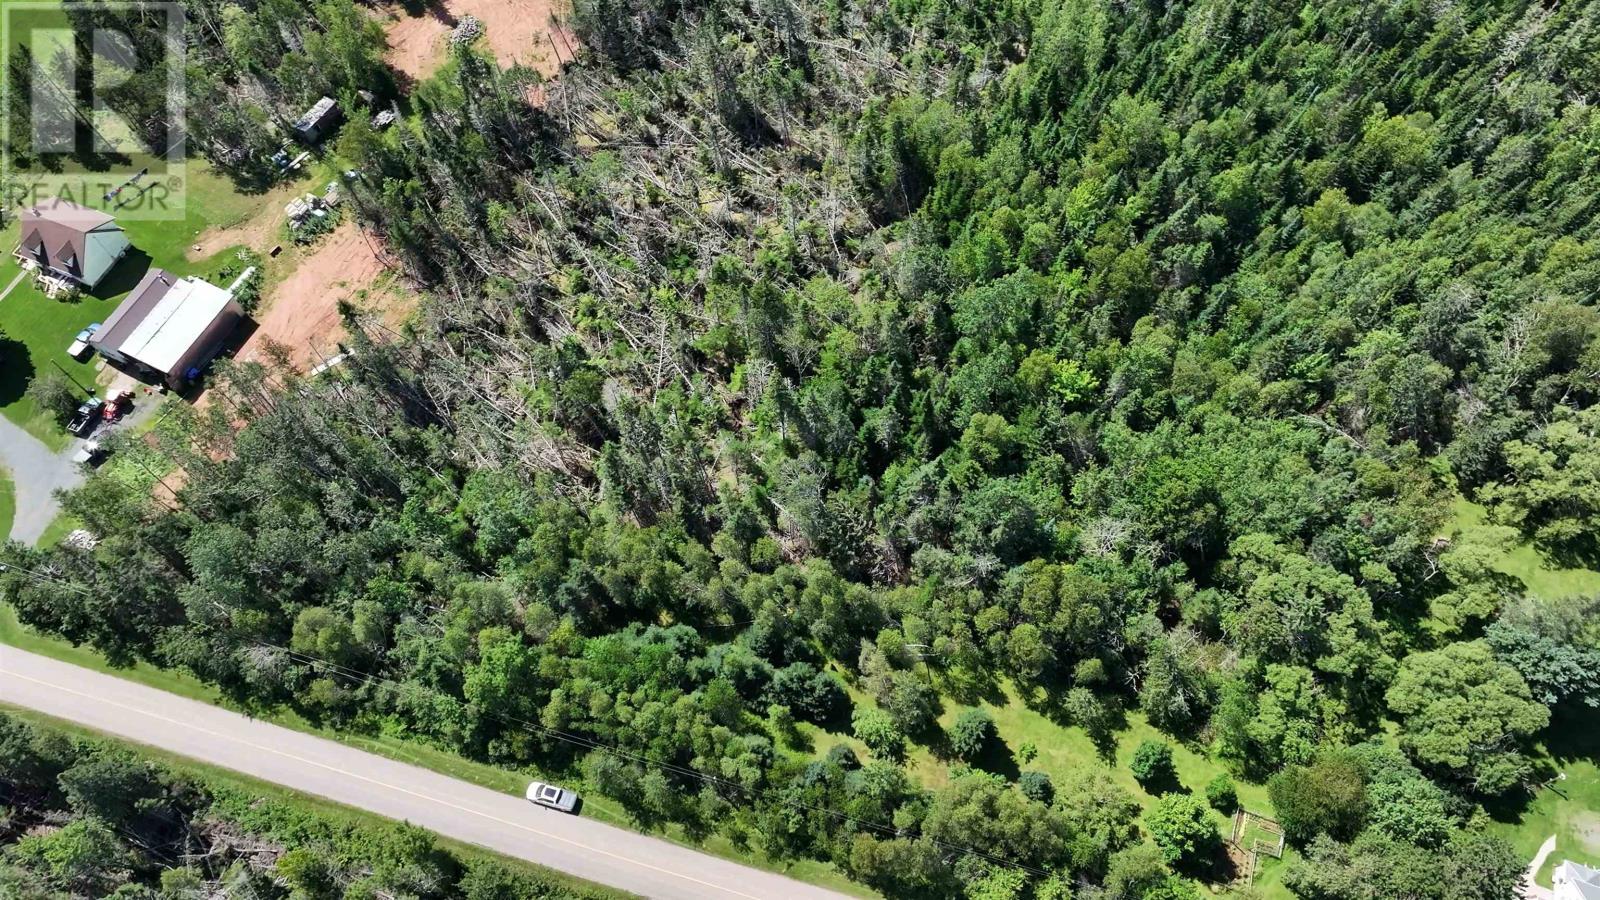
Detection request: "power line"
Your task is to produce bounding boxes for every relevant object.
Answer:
[258,639,1052,877]
[0,556,1054,879]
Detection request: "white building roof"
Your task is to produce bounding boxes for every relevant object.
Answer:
[1556,860,1600,900]
[119,275,234,374]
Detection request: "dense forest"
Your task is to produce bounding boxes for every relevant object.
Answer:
[5,0,1600,896]
[0,712,622,899]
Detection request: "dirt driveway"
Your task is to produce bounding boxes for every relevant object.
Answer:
[234,222,397,373]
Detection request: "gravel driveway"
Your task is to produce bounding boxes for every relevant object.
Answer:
[0,414,85,545]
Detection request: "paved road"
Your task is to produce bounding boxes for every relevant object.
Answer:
[0,413,83,544]
[0,647,853,900]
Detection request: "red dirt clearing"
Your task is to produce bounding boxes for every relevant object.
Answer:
[384,0,570,81]
[235,222,397,373]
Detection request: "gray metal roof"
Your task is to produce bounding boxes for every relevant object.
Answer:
[92,268,176,355]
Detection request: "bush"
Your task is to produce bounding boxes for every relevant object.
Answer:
[58,750,162,825]
[823,743,861,770]
[767,703,803,749]
[25,371,80,425]
[1066,686,1119,758]
[948,708,995,761]
[1017,741,1038,764]
[1145,794,1218,866]
[1268,751,1367,843]
[215,250,265,313]
[1205,773,1237,812]
[1103,844,1168,898]
[1074,657,1107,685]
[852,707,906,759]
[1130,739,1176,790]
[287,202,341,245]
[1018,771,1054,803]
[765,662,847,724]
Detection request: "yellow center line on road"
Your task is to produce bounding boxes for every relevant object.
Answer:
[1,667,765,900]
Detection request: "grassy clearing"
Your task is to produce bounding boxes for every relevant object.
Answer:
[806,681,1293,896]
[0,604,873,897]
[0,704,637,900]
[31,509,80,548]
[1489,706,1600,887]
[0,219,125,449]
[1448,497,1600,599]
[1447,496,1600,887]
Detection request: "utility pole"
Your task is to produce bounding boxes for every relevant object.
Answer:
[50,360,93,396]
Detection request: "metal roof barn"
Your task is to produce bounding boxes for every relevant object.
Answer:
[90,268,244,388]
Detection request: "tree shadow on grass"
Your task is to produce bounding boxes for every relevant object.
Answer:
[1137,768,1184,797]
[1033,685,1128,764]
[1483,703,1599,825]
[1182,837,1241,889]
[969,734,1021,780]
[923,726,1021,780]
[1541,539,1600,576]
[935,665,1008,708]
[0,335,33,407]
[1544,703,1600,763]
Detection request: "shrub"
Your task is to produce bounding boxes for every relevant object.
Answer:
[948,708,995,761]
[823,743,861,770]
[1066,686,1119,758]
[1205,773,1238,812]
[765,662,847,724]
[1074,657,1107,685]
[852,707,906,759]
[25,371,80,425]
[1145,794,1218,866]
[1130,739,1176,790]
[767,703,803,749]
[216,251,265,313]
[1018,771,1054,803]
[1268,751,1367,843]
[1017,741,1039,764]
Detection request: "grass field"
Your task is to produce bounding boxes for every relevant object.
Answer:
[1447,497,1600,885]
[0,465,13,538]
[0,704,637,900]
[806,679,1294,895]
[1490,705,1600,887]
[1448,496,1600,599]
[31,509,79,548]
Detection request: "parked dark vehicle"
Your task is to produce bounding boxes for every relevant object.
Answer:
[66,398,104,437]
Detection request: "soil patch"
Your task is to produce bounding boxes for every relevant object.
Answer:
[1572,810,1600,855]
[235,222,404,373]
[384,0,570,81]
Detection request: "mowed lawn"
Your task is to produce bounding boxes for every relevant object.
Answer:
[0,465,14,537]
[1449,497,1600,885]
[0,164,272,449]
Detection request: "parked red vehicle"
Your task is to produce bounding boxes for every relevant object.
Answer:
[102,389,133,421]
